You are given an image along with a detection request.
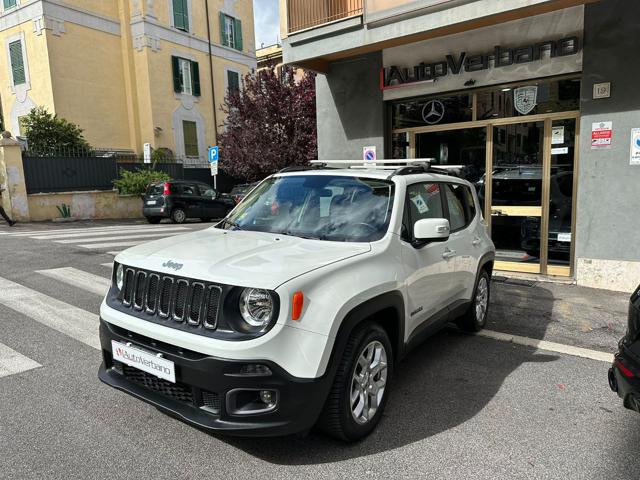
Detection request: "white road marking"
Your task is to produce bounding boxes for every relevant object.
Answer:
[101,263,113,267]
[79,239,160,249]
[107,251,122,256]
[36,267,111,296]
[0,342,41,379]
[31,226,189,240]
[0,224,192,237]
[55,231,187,244]
[477,329,614,363]
[0,276,100,350]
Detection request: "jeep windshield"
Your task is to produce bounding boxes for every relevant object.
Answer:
[218,175,395,242]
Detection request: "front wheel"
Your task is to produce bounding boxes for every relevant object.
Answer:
[317,323,393,441]
[456,269,491,332]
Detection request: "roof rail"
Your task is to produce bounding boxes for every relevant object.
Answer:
[309,159,436,170]
[278,164,326,173]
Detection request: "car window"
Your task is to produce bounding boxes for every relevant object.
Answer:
[181,184,197,196]
[444,183,467,231]
[146,184,164,196]
[463,185,477,221]
[199,185,216,197]
[407,183,444,227]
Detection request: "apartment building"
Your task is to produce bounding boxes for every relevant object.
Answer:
[280,0,640,292]
[0,0,256,164]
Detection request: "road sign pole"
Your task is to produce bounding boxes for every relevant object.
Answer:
[214,175,217,190]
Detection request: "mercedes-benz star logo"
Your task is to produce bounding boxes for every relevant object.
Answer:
[421,100,445,125]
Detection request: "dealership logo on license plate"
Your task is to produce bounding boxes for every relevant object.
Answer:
[112,341,176,383]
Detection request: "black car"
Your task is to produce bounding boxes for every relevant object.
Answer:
[229,181,260,205]
[143,180,235,224]
[609,284,640,413]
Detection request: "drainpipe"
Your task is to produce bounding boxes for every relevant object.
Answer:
[205,0,218,144]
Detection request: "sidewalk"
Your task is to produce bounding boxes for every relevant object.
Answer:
[489,277,630,354]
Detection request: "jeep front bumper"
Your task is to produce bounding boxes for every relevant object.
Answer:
[98,319,332,437]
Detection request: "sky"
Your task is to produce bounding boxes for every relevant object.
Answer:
[253,0,280,49]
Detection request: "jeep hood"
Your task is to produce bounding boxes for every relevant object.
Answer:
[115,227,371,289]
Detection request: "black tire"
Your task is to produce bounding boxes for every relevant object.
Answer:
[456,269,491,332]
[146,216,161,224]
[317,322,393,442]
[171,208,187,224]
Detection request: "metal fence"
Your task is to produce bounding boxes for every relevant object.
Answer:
[287,0,363,33]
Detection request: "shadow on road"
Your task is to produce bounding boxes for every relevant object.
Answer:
[220,282,559,465]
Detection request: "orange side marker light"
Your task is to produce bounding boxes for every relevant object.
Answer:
[292,291,304,321]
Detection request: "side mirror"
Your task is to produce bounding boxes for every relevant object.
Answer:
[413,218,450,244]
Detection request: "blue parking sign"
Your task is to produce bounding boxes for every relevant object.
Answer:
[208,146,219,163]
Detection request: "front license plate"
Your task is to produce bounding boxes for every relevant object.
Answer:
[146,200,157,205]
[111,341,175,383]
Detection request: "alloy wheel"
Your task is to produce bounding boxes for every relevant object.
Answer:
[350,340,388,425]
[475,276,489,324]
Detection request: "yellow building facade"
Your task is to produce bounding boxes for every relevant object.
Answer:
[0,0,256,164]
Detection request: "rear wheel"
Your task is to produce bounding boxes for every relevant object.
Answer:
[317,322,393,441]
[456,269,490,332]
[146,216,161,224]
[171,208,187,224]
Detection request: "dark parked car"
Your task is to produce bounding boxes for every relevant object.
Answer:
[609,284,640,413]
[143,180,235,224]
[229,181,260,204]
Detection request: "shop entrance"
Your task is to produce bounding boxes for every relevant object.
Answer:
[392,76,580,276]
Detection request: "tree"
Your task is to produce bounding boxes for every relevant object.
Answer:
[218,66,317,181]
[21,107,91,155]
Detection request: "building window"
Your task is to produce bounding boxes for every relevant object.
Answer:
[17,115,28,136]
[220,13,243,51]
[227,70,240,94]
[172,0,189,32]
[183,121,199,157]
[8,39,26,86]
[3,0,17,9]
[172,56,200,96]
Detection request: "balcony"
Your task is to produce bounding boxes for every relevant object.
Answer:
[287,0,363,34]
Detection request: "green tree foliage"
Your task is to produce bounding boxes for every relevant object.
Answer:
[113,169,171,196]
[21,107,91,155]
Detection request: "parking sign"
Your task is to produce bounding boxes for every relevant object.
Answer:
[208,146,219,163]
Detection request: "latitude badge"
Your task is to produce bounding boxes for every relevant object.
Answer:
[514,86,538,115]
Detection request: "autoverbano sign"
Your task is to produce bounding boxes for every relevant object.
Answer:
[381,36,580,89]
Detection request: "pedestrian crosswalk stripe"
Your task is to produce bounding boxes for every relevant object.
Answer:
[36,267,111,296]
[107,251,121,256]
[101,263,113,267]
[0,342,41,379]
[31,226,189,240]
[0,223,191,237]
[0,276,100,350]
[55,231,187,244]
[78,239,161,249]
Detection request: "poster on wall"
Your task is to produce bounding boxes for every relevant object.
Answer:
[551,126,565,145]
[591,121,613,149]
[630,128,640,165]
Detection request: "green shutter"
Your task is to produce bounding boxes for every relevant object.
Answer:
[228,71,239,93]
[183,121,199,157]
[173,0,188,31]
[171,56,182,93]
[191,61,201,96]
[234,18,243,51]
[3,0,17,9]
[219,12,227,46]
[9,40,25,86]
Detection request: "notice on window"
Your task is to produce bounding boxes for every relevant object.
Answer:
[551,126,565,145]
[551,147,569,155]
[591,121,613,149]
[410,195,429,214]
[630,128,640,165]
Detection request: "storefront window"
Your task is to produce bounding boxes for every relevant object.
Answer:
[391,132,409,159]
[476,78,580,120]
[391,93,472,129]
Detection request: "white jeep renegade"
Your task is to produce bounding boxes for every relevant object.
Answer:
[98,161,495,441]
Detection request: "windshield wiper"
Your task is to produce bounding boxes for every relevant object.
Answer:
[277,230,323,240]
[222,219,243,230]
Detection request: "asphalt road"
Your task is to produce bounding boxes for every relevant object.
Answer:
[0,219,638,480]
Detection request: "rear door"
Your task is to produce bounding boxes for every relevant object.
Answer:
[178,183,202,218]
[197,183,228,218]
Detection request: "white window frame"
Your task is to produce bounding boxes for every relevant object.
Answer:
[178,57,192,95]
[5,32,30,94]
[224,15,235,48]
[168,0,192,33]
[2,0,20,14]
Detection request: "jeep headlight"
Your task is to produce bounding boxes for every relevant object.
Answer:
[116,264,124,291]
[239,288,274,328]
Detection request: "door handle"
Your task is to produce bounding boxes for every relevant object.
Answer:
[442,248,457,259]
[472,237,481,246]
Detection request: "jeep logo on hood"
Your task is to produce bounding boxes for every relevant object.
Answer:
[162,260,183,271]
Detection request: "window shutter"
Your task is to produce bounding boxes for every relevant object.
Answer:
[9,40,25,86]
[3,0,17,9]
[173,0,184,30]
[191,61,201,96]
[234,18,243,51]
[219,12,227,46]
[228,71,239,93]
[171,56,182,93]
[183,121,199,157]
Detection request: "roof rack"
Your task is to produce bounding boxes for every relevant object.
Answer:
[305,159,457,179]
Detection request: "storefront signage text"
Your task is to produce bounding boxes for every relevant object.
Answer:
[382,36,580,89]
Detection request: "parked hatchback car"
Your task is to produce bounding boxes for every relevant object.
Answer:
[609,284,640,413]
[143,180,235,224]
[229,181,260,204]
[99,161,495,441]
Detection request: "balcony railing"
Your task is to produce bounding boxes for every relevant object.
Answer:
[287,0,363,34]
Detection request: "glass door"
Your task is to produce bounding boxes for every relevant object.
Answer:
[490,121,545,274]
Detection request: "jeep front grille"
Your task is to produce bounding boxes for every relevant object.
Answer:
[120,267,222,331]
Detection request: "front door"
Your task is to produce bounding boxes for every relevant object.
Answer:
[490,121,545,274]
[198,184,227,218]
[179,183,202,218]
